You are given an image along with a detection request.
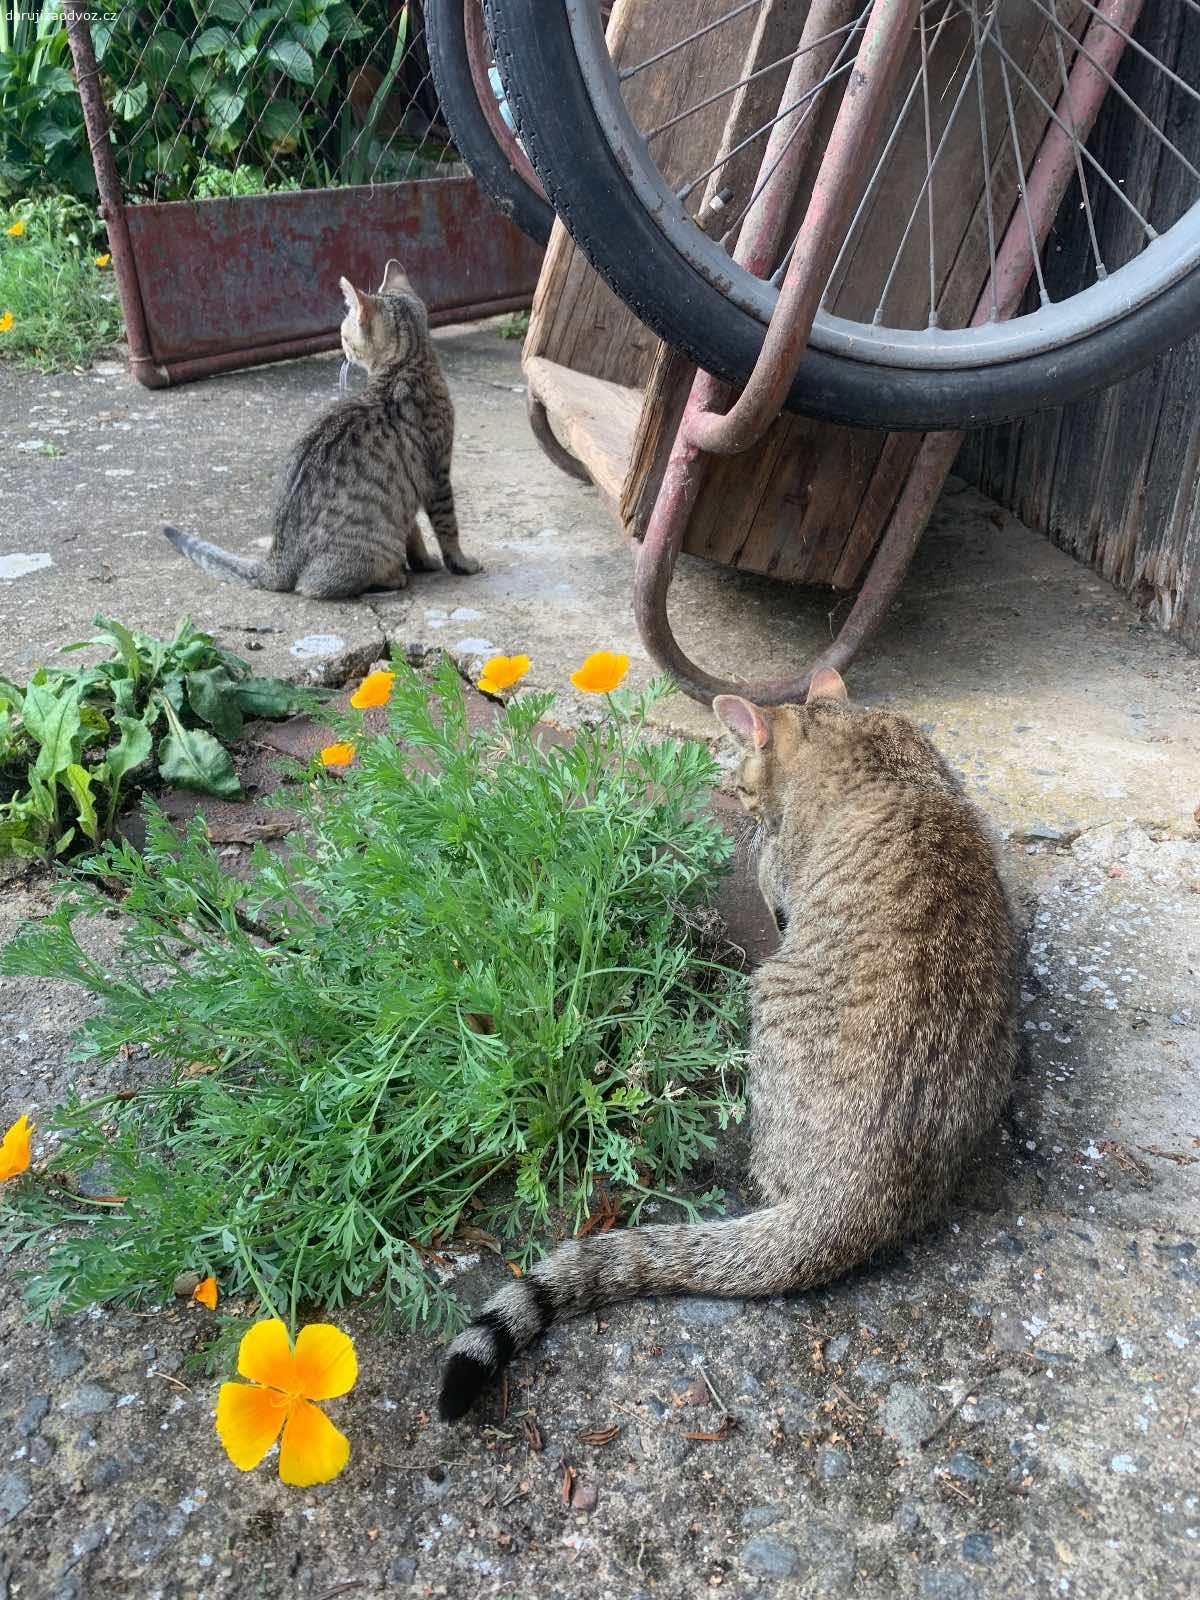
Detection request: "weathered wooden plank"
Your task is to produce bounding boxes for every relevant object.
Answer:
[524,357,642,512]
[962,6,1200,652]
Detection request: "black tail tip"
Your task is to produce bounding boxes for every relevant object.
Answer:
[438,1352,494,1423]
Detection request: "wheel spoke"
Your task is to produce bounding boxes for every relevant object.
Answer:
[1045,0,1107,281]
[677,55,860,205]
[972,1,1000,321]
[872,4,999,326]
[806,0,961,300]
[982,26,1158,240]
[716,2,874,242]
[619,0,765,82]
[1024,0,1200,190]
[993,5,1051,308]
[1062,0,1200,108]
[645,18,867,145]
[920,8,939,326]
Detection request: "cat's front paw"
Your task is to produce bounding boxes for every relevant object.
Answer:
[445,550,482,576]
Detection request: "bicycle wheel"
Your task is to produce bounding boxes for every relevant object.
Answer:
[427,0,553,244]
[489,0,1200,430]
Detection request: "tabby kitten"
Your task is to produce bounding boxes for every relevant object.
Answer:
[439,669,1017,1421]
[162,260,480,599]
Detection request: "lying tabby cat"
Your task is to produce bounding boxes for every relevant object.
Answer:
[440,669,1017,1421]
[163,260,480,599]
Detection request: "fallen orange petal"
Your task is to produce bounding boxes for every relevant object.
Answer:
[193,1275,218,1310]
[0,1113,32,1181]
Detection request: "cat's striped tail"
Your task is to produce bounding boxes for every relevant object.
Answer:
[162,524,261,587]
[439,1202,844,1421]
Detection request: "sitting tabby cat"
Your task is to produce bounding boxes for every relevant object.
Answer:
[162,261,480,599]
[439,669,1017,1421]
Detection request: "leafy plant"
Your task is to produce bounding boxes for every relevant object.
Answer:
[0,616,307,859]
[0,4,93,200]
[89,1,454,202]
[497,310,530,341]
[0,659,746,1333]
[0,196,119,368]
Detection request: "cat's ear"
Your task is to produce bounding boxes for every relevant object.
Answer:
[712,694,771,750]
[340,277,373,324]
[379,258,414,296]
[806,668,848,703]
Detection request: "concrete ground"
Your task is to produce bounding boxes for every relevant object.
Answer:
[0,326,1198,1600]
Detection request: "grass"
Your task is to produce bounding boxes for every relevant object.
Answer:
[497,310,531,341]
[0,195,123,370]
[0,658,746,1336]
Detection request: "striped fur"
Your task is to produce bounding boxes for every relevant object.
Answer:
[439,670,1018,1422]
[161,260,480,599]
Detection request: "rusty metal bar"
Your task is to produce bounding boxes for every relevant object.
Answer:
[66,14,166,388]
[527,391,592,480]
[689,0,923,455]
[147,296,536,387]
[635,0,1141,706]
[725,0,863,269]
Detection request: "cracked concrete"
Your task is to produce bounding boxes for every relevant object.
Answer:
[1,326,1198,1599]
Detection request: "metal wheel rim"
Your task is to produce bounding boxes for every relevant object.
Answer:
[466,1,547,200]
[566,0,1200,372]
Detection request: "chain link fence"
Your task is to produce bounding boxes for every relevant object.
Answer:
[89,1,465,203]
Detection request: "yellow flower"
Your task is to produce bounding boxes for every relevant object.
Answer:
[349,670,394,709]
[477,653,530,696]
[319,742,356,767]
[193,1275,218,1310]
[94,253,111,268]
[5,220,25,237]
[0,312,13,335]
[215,1318,357,1487]
[570,651,630,695]
[0,1114,32,1181]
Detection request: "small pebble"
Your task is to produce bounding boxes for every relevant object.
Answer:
[741,1534,805,1579]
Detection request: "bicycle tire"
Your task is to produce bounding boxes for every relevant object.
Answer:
[427,0,553,247]
[488,0,1200,431]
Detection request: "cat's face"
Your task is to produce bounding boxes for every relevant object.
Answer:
[339,261,428,373]
[713,671,957,924]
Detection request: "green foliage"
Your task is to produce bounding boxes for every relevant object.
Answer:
[0,5,93,200]
[2,4,461,212]
[497,310,531,341]
[0,197,120,369]
[0,660,747,1333]
[0,616,307,860]
[92,1,454,201]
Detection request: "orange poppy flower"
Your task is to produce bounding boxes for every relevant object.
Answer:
[0,1114,32,1181]
[349,670,394,709]
[477,654,530,696]
[5,220,25,238]
[570,651,630,694]
[94,253,111,268]
[319,742,356,767]
[215,1318,357,1487]
[193,1276,218,1310]
[0,312,13,335]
